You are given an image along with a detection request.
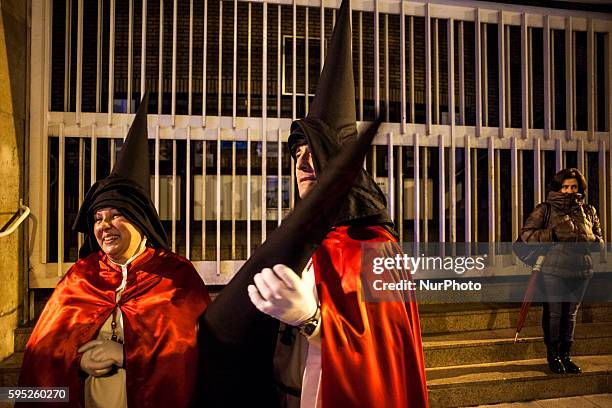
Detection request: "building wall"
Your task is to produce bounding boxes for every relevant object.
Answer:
[0,0,28,360]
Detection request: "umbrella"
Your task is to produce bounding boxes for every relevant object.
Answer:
[514,255,546,342]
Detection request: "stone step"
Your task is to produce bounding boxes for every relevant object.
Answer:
[418,303,612,334]
[423,322,612,368]
[426,354,612,408]
[0,352,22,388]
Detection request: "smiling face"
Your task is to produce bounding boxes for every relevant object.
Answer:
[295,144,318,198]
[560,178,579,194]
[93,207,143,264]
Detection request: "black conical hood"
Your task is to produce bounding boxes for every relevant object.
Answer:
[308,0,355,136]
[197,118,383,407]
[112,91,151,195]
[72,92,169,258]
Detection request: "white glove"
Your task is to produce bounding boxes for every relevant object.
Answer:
[248,264,318,327]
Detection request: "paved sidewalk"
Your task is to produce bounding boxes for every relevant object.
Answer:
[471,393,612,408]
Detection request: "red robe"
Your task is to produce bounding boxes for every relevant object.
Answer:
[314,225,428,407]
[18,247,210,408]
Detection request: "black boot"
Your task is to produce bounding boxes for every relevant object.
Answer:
[546,342,565,374]
[559,341,582,374]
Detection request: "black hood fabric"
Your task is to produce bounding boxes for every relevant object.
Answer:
[288,0,394,233]
[72,92,169,257]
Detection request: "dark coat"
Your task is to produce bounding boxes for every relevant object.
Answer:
[520,191,603,278]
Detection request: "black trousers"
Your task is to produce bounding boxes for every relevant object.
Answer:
[541,273,590,345]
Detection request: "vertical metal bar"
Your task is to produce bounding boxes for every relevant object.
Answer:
[262,1,267,123]
[599,140,607,241]
[58,127,65,273]
[495,148,501,242]
[587,18,595,141]
[216,128,221,273]
[384,14,389,122]
[472,146,478,239]
[158,0,164,114]
[201,140,206,259]
[413,134,420,242]
[277,5,281,117]
[320,0,325,68]
[438,135,445,242]
[459,21,465,125]
[521,13,529,139]
[247,2,252,117]
[433,19,439,125]
[305,7,309,115]
[108,0,116,121]
[498,11,505,137]
[482,23,488,127]
[64,0,71,112]
[171,0,177,124]
[155,126,160,209]
[566,17,574,139]
[505,24,511,128]
[262,130,267,242]
[608,29,612,242]
[140,0,147,98]
[425,4,431,133]
[577,138,585,176]
[398,145,404,240]
[543,16,551,139]
[555,138,563,171]
[423,146,429,242]
[91,124,97,187]
[218,0,222,116]
[464,135,471,242]
[400,1,406,133]
[387,133,394,220]
[359,12,363,121]
[551,32,555,129]
[410,16,415,123]
[127,0,133,113]
[475,9,482,137]
[186,127,191,259]
[448,18,456,242]
[188,0,193,115]
[78,138,84,250]
[232,141,236,258]
[110,139,116,169]
[374,0,380,116]
[292,0,297,120]
[232,0,237,126]
[488,137,495,242]
[76,0,83,122]
[247,129,251,257]
[518,149,523,229]
[172,139,177,252]
[277,129,282,226]
[202,0,207,124]
[534,138,542,207]
[96,0,102,112]
[528,27,533,129]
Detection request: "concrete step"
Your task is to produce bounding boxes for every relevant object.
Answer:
[0,352,22,388]
[419,303,612,334]
[426,354,612,408]
[423,322,612,368]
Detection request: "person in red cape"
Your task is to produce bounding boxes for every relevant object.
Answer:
[247,1,429,406]
[18,93,210,408]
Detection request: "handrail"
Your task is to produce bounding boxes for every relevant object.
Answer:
[0,200,31,238]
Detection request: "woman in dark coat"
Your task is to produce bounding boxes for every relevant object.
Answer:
[520,168,603,374]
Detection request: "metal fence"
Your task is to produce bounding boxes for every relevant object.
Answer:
[28,0,612,287]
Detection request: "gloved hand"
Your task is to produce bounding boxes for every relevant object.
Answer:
[78,339,124,375]
[248,264,318,327]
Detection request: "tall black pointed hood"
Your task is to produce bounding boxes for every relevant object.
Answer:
[73,92,169,258]
[289,0,393,231]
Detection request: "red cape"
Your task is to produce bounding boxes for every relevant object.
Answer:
[314,225,428,407]
[18,247,210,408]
